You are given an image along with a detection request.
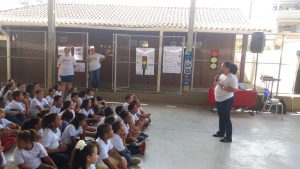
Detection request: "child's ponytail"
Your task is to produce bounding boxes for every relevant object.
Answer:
[17,129,41,142]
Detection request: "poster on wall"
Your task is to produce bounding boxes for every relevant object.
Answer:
[74,62,85,72]
[136,48,155,76]
[58,46,65,56]
[74,47,84,60]
[163,46,183,74]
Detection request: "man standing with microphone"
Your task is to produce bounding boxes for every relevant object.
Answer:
[213,62,238,143]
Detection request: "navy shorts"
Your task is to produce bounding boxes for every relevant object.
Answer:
[60,75,74,83]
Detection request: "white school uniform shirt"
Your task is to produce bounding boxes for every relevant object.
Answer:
[45,95,54,106]
[123,102,129,112]
[13,142,48,169]
[96,138,113,163]
[38,129,44,138]
[6,100,25,113]
[61,124,83,145]
[57,55,77,76]
[110,133,125,152]
[89,53,105,71]
[130,113,139,124]
[79,108,94,117]
[121,121,129,135]
[0,118,12,129]
[55,91,62,96]
[215,73,238,102]
[30,98,50,116]
[78,98,83,105]
[0,86,4,97]
[0,152,6,167]
[89,164,96,169]
[3,90,12,103]
[5,100,11,107]
[136,107,142,116]
[66,94,72,101]
[51,105,62,114]
[41,128,61,149]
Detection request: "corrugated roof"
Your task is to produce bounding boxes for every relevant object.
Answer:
[0,3,272,32]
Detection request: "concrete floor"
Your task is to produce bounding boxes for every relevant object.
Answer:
[4,103,300,169]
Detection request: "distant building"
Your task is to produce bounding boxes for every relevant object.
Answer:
[274,0,300,33]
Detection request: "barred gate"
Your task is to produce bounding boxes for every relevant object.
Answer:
[113,34,185,94]
[0,30,47,86]
[0,30,89,88]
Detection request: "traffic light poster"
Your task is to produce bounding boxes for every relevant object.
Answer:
[136,48,155,75]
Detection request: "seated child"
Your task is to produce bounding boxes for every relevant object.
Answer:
[0,108,20,151]
[61,113,86,148]
[66,87,78,101]
[50,95,63,114]
[79,99,101,125]
[45,88,55,106]
[30,90,51,117]
[95,123,127,169]
[128,101,148,131]
[14,130,57,169]
[4,91,27,125]
[119,110,145,155]
[53,84,62,96]
[41,113,70,168]
[123,94,134,112]
[60,110,75,133]
[86,88,95,99]
[70,140,98,169]
[111,121,140,166]
[21,117,43,139]
[134,98,151,124]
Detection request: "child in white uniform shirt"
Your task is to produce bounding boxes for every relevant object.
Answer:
[21,117,43,139]
[14,130,56,169]
[79,99,100,124]
[30,90,51,117]
[50,95,63,114]
[61,113,86,147]
[46,88,55,106]
[0,108,20,151]
[41,113,70,168]
[65,87,78,101]
[54,84,62,97]
[111,121,140,166]
[95,123,127,169]
[123,94,134,112]
[5,91,27,125]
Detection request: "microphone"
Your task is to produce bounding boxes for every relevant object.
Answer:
[215,72,221,83]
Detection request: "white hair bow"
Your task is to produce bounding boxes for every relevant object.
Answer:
[75,140,87,151]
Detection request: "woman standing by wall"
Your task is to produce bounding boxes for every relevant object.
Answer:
[213,62,238,143]
[88,46,105,91]
[57,47,77,97]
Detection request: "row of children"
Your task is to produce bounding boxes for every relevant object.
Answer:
[0,79,151,169]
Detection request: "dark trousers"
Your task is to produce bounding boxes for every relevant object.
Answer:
[119,149,132,162]
[5,114,23,126]
[49,152,70,169]
[216,97,234,139]
[89,68,101,89]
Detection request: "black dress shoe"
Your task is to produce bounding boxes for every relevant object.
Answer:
[220,138,232,143]
[212,133,224,137]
